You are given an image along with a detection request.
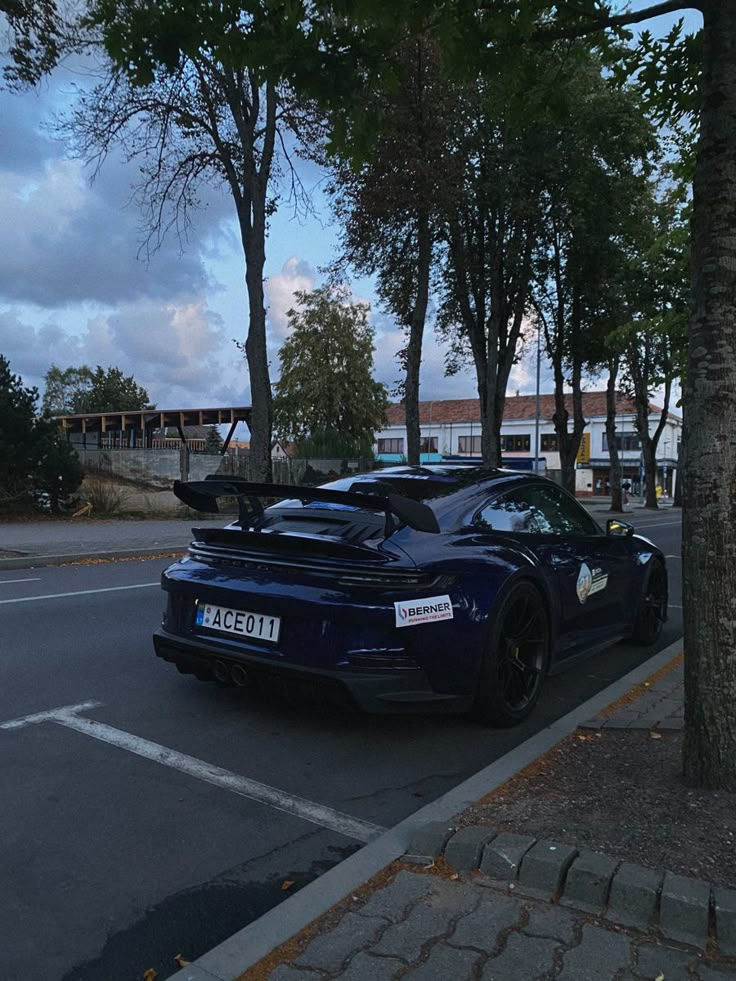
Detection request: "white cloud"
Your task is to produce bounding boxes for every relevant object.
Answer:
[264,256,316,342]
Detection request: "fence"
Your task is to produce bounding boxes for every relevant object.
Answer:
[74,447,381,513]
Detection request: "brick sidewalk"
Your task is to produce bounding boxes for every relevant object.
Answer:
[264,868,732,980]
[580,658,684,732]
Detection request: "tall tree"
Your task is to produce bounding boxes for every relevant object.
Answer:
[43,364,152,414]
[614,184,687,509]
[531,60,658,494]
[63,50,319,482]
[328,34,456,465]
[272,285,388,448]
[439,69,550,467]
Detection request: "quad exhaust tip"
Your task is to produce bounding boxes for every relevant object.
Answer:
[230,664,249,687]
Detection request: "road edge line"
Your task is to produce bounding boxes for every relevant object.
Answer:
[171,636,684,981]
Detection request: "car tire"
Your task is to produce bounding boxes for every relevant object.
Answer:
[629,560,667,646]
[474,580,550,727]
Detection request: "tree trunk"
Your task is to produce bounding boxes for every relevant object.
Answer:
[682,0,736,789]
[405,215,432,466]
[478,373,502,468]
[606,358,624,513]
[642,441,658,509]
[557,442,577,495]
[243,225,273,483]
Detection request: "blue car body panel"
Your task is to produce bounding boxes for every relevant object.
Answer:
[153,466,666,711]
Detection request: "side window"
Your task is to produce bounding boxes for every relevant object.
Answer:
[475,485,599,536]
[475,490,555,535]
[539,485,599,535]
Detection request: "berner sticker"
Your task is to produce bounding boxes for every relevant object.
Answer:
[395,594,454,628]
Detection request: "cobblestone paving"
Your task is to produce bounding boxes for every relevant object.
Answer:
[580,661,684,732]
[268,870,735,980]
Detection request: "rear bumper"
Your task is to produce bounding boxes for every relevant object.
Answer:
[153,629,467,714]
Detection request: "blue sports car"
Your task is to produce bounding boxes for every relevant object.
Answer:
[153,466,667,725]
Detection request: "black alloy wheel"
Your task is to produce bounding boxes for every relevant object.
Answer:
[474,581,549,727]
[630,560,667,646]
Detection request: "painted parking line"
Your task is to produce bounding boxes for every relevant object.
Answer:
[0,577,41,584]
[0,582,159,605]
[1,701,384,844]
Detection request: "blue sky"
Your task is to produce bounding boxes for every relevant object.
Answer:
[0,2,701,416]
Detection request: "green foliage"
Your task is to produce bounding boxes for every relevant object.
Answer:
[273,285,388,446]
[43,364,153,414]
[0,356,83,511]
[292,430,375,461]
[0,354,41,496]
[34,426,85,510]
[204,425,224,455]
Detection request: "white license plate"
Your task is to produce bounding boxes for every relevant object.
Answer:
[196,602,280,643]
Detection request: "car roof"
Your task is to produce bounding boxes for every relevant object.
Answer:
[335,466,554,519]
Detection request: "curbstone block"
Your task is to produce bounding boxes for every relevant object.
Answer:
[560,850,619,914]
[715,886,736,957]
[479,832,536,882]
[517,839,579,901]
[659,872,711,949]
[403,821,455,866]
[607,863,663,930]
[444,826,498,872]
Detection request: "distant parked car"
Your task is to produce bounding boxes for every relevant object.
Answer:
[154,466,667,726]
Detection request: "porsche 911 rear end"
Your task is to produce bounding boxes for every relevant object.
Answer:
[153,477,480,712]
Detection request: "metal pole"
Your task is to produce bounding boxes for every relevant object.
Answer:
[534,322,541,474]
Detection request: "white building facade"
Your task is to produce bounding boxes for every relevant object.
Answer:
[375,393,682,497]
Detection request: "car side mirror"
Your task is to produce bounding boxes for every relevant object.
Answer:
[607,518,634,537]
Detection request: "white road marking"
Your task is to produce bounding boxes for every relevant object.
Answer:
[1,702,384,844]
[0,701,103,731]
[0,582,159,605]
[0,577,41,584]
[634,520,682,530]
[669,603,683,609]
[665,555,681,559]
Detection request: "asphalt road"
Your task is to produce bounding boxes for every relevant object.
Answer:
[0,510,682,981]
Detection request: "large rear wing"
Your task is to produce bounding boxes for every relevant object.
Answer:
[173,477,441,535]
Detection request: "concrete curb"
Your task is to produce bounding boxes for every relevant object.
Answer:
[168,636,684,981]
[0,546,185,570]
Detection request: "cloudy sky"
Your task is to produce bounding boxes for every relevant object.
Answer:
[0,3,698,418]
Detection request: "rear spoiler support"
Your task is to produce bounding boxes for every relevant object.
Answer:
[172,478,440,535]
